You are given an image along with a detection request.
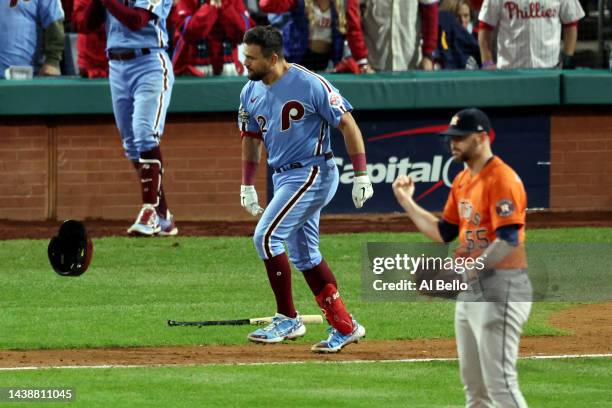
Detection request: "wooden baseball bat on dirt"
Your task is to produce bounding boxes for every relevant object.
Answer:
[167,315,323,327]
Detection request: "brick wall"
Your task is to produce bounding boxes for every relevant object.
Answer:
[550,111,612,211]
[0,120,49,220]
[1,114,266,221]
[1,109,611,221]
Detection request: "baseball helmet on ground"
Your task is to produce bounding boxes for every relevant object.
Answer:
[48,220,93,276]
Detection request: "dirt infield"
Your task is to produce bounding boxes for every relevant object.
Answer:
[1,211,612,240]
[1,303,611,368]
[1,211,611,369]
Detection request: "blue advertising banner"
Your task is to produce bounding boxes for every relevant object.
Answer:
[268,110,550,214]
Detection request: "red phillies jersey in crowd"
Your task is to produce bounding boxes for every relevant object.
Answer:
[72,0,108,77]
[172,0,253,76]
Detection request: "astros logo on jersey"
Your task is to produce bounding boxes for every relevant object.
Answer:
[459,199,481,226]
[459,200,472,220]
[496,199,515,217]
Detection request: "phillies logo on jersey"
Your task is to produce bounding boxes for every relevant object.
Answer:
[281,101,305,131]
[504,1,558,19]
[328,92,343,108]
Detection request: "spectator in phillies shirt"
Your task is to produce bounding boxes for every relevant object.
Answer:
[172,0,253,77]
[259,0,373,73]
[361,0,439,71]
[73,0,109,78]
[478,0,585,69]
[0,0,65,78]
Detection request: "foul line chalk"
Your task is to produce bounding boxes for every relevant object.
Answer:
[1,353,611,371]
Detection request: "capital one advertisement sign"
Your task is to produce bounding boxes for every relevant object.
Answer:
[269,110,550,214]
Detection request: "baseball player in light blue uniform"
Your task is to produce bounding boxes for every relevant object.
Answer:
[81,0,176,235]
[0,0,64,78]
[238,26,373,353]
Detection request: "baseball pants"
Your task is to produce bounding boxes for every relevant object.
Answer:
[109,50,174,160]
[455,271,533,408]
[253,157,338,271]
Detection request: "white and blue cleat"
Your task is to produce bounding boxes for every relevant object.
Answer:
[247,313,306,343]
[127,204,160,236]
[128,206,178,236]
[158,210,178,236]
[311,319,365,353]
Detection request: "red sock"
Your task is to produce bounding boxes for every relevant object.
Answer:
[139,147,163,208]
[302,259,337,296]
[132,160,168,218]
[315,283,354,335]
[264,253,296,318]
[158,185,169,218]
[134,158,169,217]
[138,160,160,206]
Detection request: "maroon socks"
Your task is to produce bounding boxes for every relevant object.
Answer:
[302,259,337,295]
[135,146,168,217]
[264,253,296,318]
[262,256,353,331]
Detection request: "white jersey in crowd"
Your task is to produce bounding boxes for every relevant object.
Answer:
[479,0,585,68]
[361,0,437,71]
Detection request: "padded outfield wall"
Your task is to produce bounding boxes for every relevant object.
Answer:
[0,71,611,221]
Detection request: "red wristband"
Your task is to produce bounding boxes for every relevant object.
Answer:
[102,0,152,31]
[242,161,259,185]
[350,153,367,176]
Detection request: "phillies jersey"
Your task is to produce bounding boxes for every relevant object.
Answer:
[238,64,352,169]
[106,0,173,50]
[479,0,584,68]
[442,156,527,267]
[0,0,64,78]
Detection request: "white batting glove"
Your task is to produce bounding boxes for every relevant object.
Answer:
[240,185,264,216]
[352,175,374,209]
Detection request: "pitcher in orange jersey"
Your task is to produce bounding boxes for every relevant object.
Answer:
[393,108,532,408]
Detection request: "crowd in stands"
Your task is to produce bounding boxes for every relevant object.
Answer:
[0,0,590,79]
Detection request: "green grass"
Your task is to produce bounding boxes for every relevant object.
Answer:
[0,357,610,407]
[1,227,610,406]
[0,228,610,349]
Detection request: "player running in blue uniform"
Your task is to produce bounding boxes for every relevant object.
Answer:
[238,26,374,353]
[76,0,177,236]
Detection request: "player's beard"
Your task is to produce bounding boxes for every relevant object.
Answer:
[451,137,479,163]
[247,68,267,81]
[453,150,472,163]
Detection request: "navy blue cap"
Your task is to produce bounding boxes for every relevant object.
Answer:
[440,108,491,137]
